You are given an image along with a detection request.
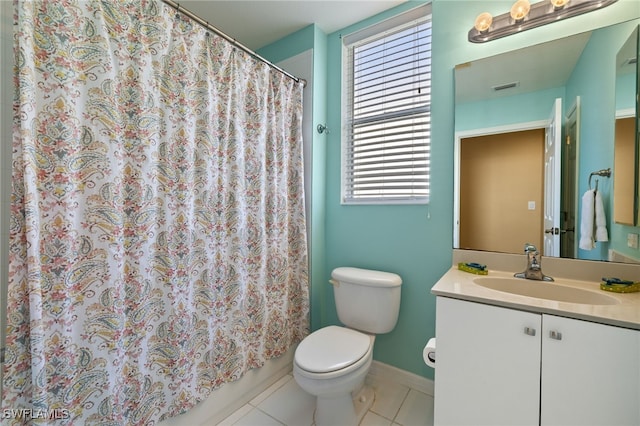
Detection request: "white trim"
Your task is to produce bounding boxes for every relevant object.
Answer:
[616,107,635,119]
[453,135,461,247]
[608,249,640,264]
[453,119,548,248]
[367,360,434,396]
[342,198,429,206]
[342,3,431,46]
[455,120,549,140]
[340,41,350,205]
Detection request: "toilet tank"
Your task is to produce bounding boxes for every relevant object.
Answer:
[331,267,402,334]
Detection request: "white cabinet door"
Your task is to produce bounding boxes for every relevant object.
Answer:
[541,315,640,426]
[434,297,541,426]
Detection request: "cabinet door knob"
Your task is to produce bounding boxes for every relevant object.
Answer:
[524,327,536,336]
[549,330,563,340]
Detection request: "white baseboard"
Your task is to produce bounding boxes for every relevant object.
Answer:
[608,249,640,264]
[367,360,434,396]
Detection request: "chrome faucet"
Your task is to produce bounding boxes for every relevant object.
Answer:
[514,243,554,281]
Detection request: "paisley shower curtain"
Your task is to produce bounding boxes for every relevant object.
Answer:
[3,1,309,424]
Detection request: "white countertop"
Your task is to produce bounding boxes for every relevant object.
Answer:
[432,266,640,330]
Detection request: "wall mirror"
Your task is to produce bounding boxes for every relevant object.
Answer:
[454,19,639,262]
[614,25,638,226]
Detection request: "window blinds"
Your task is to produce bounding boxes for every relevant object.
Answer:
[344,12,431,204]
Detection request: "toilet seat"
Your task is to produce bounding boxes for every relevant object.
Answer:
[295,326,371,374]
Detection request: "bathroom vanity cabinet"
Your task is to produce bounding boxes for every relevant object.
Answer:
[434,297,640,426]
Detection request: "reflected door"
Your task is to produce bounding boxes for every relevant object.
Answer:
[544,98,562,256]
[459,130,544,253]
[561,98,579,258]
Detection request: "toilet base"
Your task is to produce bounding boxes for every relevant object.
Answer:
[313,385,374,426]
[353,385,375,423]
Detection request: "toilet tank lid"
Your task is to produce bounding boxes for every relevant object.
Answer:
[332,267,402,287]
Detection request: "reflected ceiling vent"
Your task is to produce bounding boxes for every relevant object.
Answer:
[492,81,519,91]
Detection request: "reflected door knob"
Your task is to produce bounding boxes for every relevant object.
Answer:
[545,227,560,235]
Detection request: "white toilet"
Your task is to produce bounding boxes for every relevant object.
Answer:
[293,267,402,426]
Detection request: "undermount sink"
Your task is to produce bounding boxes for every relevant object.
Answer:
[473,277,620,305]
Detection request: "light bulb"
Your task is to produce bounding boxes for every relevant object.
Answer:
[510,0,531,21]
[474,12,493,32]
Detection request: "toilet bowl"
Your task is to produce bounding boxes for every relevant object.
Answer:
[293,267,402,426]
[293,326,375,426]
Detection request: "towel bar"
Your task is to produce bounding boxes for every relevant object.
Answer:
[588,168,611,190]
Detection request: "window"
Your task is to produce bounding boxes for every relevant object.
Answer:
[342,5,431,204]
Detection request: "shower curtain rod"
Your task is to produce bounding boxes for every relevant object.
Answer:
[161,0,305,86]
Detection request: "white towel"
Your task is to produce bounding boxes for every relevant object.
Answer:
[579,189,608,250]
[595,190,608,242]
[579,189,595,250]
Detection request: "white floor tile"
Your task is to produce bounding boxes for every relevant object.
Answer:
[250,374,294,406]
[218,370,434,426]
[359,411,393,426]
[393,389,434,426]
[231,407,284,426]
[216,404,254,426]
[255,378,316,426]
[367,378,410,421]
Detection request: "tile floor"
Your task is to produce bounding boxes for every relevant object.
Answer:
[217,372,434,426]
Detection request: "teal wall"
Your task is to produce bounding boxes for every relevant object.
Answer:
[324,1,446,380]
[455,87,566,131]
[565,21,639,261]
[617,72,636,111]
[260,0,640,379]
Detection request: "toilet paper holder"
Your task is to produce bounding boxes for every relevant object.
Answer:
[423,337,436,368]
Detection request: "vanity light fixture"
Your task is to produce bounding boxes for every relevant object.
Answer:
[469,0,619,43]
